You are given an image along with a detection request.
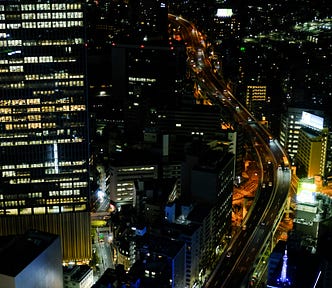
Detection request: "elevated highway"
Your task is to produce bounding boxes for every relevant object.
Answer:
[169,14,292,287]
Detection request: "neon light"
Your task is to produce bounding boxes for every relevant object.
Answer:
[300,111,324,130]
[277,247,291,286]
[313,270,321,288]
[54,143,59,174]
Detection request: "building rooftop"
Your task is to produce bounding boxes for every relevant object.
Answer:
[0,230,58,277]
[137,233,185,259]
[63,265,92,282]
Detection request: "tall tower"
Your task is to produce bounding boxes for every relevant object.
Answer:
[277,247,291,287]
[0,1,91,262]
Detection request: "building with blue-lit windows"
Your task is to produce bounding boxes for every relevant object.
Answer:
[0,1,90,263]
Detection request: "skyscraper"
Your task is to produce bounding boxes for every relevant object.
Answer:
[0,1,90,262]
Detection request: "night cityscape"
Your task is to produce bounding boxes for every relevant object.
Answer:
[0,1,331,288]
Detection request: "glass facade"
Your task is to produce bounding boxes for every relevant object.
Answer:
[0,1,90,262]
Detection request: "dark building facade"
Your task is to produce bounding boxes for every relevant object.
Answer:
[0,1,91,262]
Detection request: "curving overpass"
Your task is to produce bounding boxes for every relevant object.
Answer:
[169,14,292,287]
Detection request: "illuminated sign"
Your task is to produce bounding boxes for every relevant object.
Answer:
[297,181,316,204]
[300,111,324,130]
[216,9,233,18]
[297,190,316,204]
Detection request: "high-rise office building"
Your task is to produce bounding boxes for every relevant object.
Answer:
[296,125,328,179]
[279,107,325,162]
[0,1,90,262]
[245,85,268,119]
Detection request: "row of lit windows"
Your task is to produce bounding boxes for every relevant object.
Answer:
[25,73,83,80]
[118,166,156,172]
[21,12,83,20]
[45,168,86,174]
[1,200,25,207]
[10,178,31,184]
[0,38,20,45]
[0,83,84,92]
[0,205,87,215]
[0,138,83,146]
[0,81,84,88]
[0,197,81,208]
[21,39,83,46]
[0,98,83,107]
[0,4,81,11]
[8,177,86,185]
[5,122,56,130]
[0,21,83,29]
[46,197,80,204]
[20,3,82,11]
[0,115,42,122]
[55,80,84,87]
[49,190,81,197]
[1,161,85,171]
[128,76,156,83]
[8,65,23,72]
[0,106,42,112]
[0,107,85,116]
[0,40,81,50]
[46,195,86,205]
[30,192,42,198]
[0,58,78,67]
[60,181,87,188]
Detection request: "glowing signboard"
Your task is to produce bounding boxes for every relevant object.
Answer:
[297,190,316,204]
[297,182,316,204]
[216,9,233,17]
[300,111,324,130]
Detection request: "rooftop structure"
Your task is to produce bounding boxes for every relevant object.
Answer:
[0,230,63,288]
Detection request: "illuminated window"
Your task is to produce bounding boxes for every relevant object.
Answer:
[22,13,36,20]
[67,3,81,10]
[42,106,55,112]
[37,12,51,19]
[37,21,50,28]
[52,3,66,10]
[5,124,13,130]
[21,4,35,11]
[36,4,51,10]
[28,123,41,129]
[9,66,23,72]
[7,39,22,46]
[24,56,38,63]
[52,21,66,28]
[68,20,83,27]
[67,12,83,18]
[52,12,66,19]
[39,56,53,63]
[7,23,21,29]
[0,108,12,114]
[0,116,12,122]
[28,115,41,121]
[22,22,36,28]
